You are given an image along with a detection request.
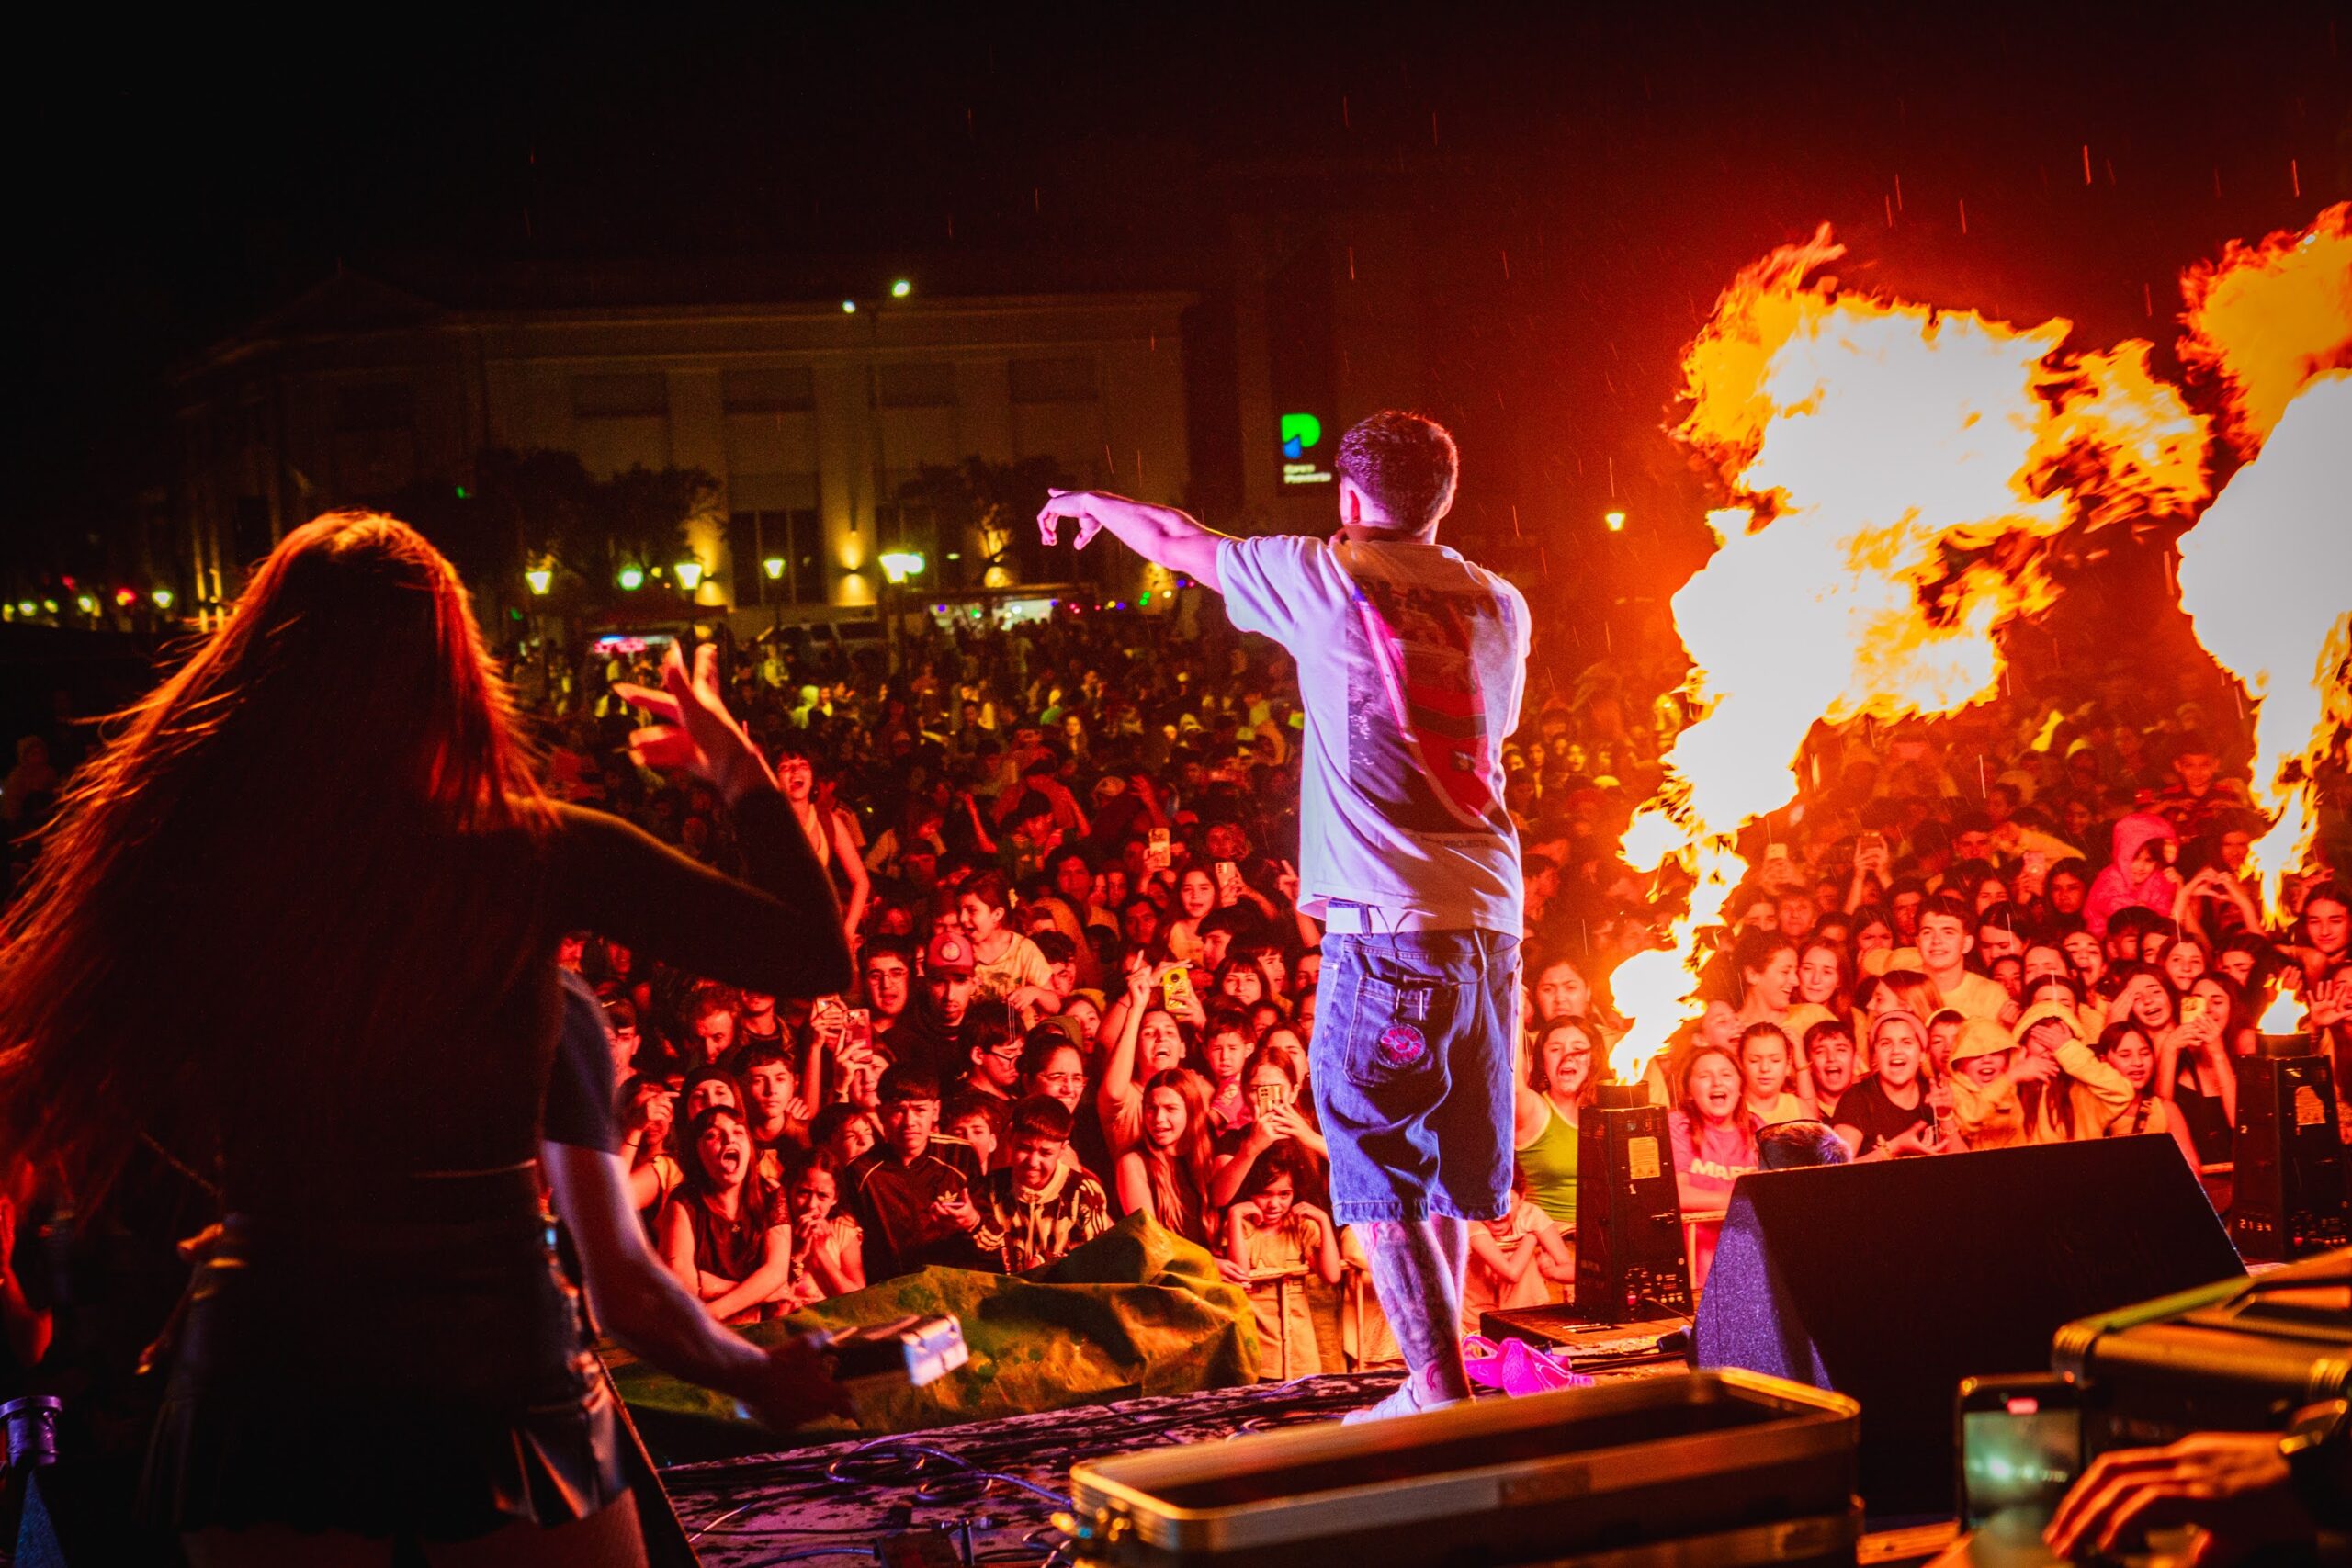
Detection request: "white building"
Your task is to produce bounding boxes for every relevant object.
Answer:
[170,272,1194,621]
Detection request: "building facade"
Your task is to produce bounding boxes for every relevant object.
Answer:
[169,274,1193,621]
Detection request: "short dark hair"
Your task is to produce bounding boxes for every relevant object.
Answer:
[942,1090,1007,1138]
[1006,1093,1074,1145]
[1802,1019,1854,1055]
[877,1065,940,1104]
[962,999,1019,1056]
[1335,411,1459,531]
[1917,891,1975,931]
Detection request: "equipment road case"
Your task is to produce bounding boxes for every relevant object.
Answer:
[1066,1370,1860,1568]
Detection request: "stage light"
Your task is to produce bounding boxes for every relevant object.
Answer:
[15,600,34,617]
[75,593,96,615]
[891,278,911,299]
[114,587,136,607]
[526,567,553,595]
[842,299,858,313]
[617,564,646,591]
[877,550,925,584]
[152,588,175,611]
[763,556,786,580]
[40,600,58,615]
[675,559,705,591]
[1605,511,1627,532]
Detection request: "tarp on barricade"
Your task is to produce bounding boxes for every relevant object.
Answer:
[605,1212,1259,1451]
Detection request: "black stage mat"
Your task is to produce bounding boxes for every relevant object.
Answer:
[658,1359,1692,1567]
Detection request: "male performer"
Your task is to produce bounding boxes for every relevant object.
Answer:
[1038,411,1528,1422]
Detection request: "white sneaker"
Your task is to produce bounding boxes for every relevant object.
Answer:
[1341,1379,1469,1425]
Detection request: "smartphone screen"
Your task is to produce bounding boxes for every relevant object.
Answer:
[1147,829,1171,871]
[1251,1081,1287,1118]
[2177,993,2209,1029]
[1215,860,1243,900]
[1959,1381,2081,1531]
[846,1007,873,1054]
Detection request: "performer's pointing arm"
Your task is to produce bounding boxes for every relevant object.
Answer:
[1036,489,1227,592]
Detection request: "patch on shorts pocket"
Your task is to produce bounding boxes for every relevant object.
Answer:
[1346,970,1451,1088]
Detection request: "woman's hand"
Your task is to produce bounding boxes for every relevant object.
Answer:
[616,643,776,805]
[741,1334,856,1430]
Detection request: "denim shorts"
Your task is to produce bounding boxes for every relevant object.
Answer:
[1308,927,1521,1225]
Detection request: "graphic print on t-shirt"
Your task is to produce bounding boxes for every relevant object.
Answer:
[1340,547,1516,837]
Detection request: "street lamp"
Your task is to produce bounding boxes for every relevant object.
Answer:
[674,559,705,592]
[526,567,554,596]
[1605,510,1627,532]
[617,564,646,591]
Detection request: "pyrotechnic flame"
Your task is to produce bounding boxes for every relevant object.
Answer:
[2258,987,2306,1038]
[2179,204,2352,457]
[2175,205,2352,918]
[1609,227,2208,1088]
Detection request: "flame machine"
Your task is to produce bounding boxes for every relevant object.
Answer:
[1574,1083,1693,1323]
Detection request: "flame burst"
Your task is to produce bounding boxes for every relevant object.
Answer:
[2175,203,2352,916]
[1609,228,2207,1087]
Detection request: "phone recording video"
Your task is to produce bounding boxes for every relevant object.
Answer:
[1958,1374,2082,1535]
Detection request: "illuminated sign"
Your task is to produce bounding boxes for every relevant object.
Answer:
[1280,412,1333,486]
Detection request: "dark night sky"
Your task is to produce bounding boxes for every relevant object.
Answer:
[8,4,2347,577]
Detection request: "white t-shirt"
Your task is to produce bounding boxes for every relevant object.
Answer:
[1218,533,1529,933]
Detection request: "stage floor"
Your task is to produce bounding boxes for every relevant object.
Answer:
[657,1351,1696,1567]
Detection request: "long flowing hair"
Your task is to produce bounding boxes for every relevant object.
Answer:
[0,513,550,1199]
[1139,1067,1216,1243]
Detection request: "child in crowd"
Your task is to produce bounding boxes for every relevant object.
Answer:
[1225,1143,1340,1379]
[1463,1166,1575,1332]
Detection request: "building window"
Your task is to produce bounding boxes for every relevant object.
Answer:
[722,367,816,413]
[572,373,669,418]
[1008,356,1098,403]
[876,361,956,408]
[729,507,828,607]
[333,382,414,432]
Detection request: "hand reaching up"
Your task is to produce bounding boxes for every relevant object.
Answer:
[615,642,775,805]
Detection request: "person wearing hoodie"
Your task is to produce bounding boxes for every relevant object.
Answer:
[2082,812,2184,939]
[2010,1002,2137,1144]
[1945,1018,2030,1150]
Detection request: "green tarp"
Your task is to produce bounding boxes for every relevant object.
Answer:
[605,1213,1261,1450]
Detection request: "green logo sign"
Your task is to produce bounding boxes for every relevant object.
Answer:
[1280,412,1322,460]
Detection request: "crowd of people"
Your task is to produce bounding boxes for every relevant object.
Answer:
[4,587,2346,1385]
[507,589,2351,1349]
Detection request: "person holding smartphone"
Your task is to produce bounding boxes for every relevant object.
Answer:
[1041,411,1529,1424]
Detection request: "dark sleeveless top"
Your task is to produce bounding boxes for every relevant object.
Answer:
[142,790,842,1541]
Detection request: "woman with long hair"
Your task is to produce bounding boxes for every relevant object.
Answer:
[959,869,1053,1001]
[776,739,868,942]
[1832,1012,1940,1160]
[1666,1043,1758,1291]
[1511,1018,1599,1231]
[0,514,854,1562]
[1114,1068,1217,1247]
[658,1106,795,1323]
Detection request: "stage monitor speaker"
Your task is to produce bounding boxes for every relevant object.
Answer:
[2230,1047,2348,1259]
[1691,1136,2242,1518]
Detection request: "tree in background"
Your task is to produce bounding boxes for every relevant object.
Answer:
[387,450,715,612]
[893,456,1080,592]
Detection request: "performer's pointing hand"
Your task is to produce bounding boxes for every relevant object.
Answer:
[1036,487,1111,550]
